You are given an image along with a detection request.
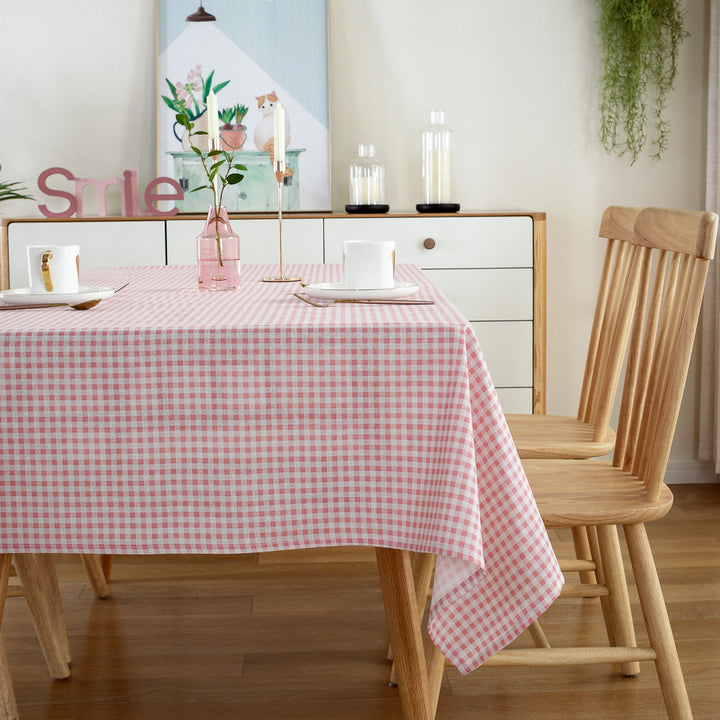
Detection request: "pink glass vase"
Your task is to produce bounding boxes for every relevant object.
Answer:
[197,205,241,291]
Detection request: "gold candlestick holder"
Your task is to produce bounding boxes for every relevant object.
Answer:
[262,160,301,283]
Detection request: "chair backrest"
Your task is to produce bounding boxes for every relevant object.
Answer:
[577,206,644,442]
[611,207,718,501]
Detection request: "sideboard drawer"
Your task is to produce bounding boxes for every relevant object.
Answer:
[166,218,324,265]
[323,216,533,268]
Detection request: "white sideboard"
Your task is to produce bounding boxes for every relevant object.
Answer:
[1,212,546,413]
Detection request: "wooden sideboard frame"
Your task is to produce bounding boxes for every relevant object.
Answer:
[1,212,546,413]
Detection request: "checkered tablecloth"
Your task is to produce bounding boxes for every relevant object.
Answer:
[0,263,562,673]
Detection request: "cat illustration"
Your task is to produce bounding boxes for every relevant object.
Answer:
[253,92,291,154]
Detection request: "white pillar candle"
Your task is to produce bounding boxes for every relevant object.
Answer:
[350,175,380,204]
[273,103,286,164]
[361,176,380,204]
[207,91,220,144]
[435,148,451,202]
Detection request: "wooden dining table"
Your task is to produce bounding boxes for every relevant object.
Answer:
[0,263,563,719]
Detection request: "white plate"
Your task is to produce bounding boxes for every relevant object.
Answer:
[0,286,115,306]
[303,281,420,301]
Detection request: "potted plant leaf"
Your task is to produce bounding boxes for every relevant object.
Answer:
[219,104,249,151]
[596,0,689,164]
[0,165,33,211]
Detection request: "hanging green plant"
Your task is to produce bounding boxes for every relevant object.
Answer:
[597,0,689,164]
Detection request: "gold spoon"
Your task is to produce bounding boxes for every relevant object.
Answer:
[69,281,130,310]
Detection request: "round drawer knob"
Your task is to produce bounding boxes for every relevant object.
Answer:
[423,237,436,250]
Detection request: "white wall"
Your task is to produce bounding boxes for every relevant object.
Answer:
[0,0,710,463]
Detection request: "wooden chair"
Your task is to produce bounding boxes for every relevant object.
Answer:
[392,206,647,683]
[427,207,718,720]
[507,205,644,587]
[505,205,643,461]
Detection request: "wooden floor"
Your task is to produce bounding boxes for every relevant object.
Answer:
[2,483,719,719]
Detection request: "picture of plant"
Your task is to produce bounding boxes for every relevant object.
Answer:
[161,66,230,121]
[157,0,330,213]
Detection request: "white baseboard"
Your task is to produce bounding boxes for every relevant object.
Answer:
[665,459,719,485]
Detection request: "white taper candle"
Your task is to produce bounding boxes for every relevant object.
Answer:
[207,91,220,144]
[273,102,286,164]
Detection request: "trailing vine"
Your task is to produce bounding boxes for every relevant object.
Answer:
[597,0,689,164]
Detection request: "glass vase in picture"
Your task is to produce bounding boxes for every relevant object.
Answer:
[197,205,241,290]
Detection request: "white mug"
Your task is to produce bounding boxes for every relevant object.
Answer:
[344,240,396,290]
[27,245,80,293]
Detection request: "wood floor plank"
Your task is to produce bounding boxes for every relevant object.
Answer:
[1,483,718,719]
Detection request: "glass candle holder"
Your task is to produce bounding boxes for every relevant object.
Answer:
[346,144,389,213]
[418,110,460,213]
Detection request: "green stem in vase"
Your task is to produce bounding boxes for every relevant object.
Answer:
[199,148,225,266]
[175,113,247,267]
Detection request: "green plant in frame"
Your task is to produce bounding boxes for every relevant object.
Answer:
[162,66,230,121]
[219,104,249,129]
[597,0,689,164]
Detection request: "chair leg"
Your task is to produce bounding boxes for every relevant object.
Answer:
[12,555,71,679]
[81,555,110,598]
[595,525,640,676]
[586,526,618,645]
[528,620,551,648]
[0,554,19,720]
[425,631,445,718]
[572,526,597,584]
[624,523,692,720]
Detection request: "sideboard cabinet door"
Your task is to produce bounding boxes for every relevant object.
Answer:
[323,215,537,414]
[5,221,166,289]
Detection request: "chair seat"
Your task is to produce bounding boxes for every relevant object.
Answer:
[507,414,616,459]
[523,459,674,527]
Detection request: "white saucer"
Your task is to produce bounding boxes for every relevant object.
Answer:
[303,281,420,301]
[0,286,114,306]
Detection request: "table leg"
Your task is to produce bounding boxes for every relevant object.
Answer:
[389,552,436,685]
[0,554,19,720]
[12,554,71,679]
[100,554,113,582]
[81,554,110,598]
[375,548,433,720]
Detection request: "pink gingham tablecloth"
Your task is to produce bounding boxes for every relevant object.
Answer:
[0,263,563,673]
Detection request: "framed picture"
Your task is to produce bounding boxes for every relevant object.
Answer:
[157,0,331,213]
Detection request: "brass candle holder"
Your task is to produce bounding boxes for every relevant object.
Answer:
[262,160,300,283]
